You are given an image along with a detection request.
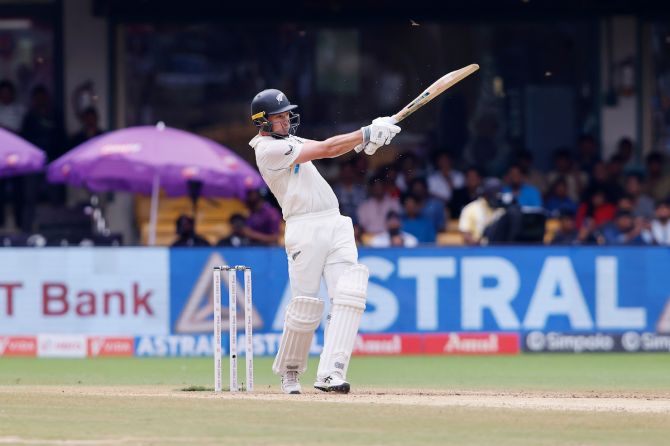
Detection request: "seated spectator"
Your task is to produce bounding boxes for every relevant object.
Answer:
[332,159,366,222]
[547,147,586,202]
[217,214,254,247]
[616,194,636,213]
[244,189,281,245]
[624,173,655,220]
[550,209,594,245]
[395,152,424,193]
[584,160,624,203]
[377,163,401,199]
[599,210,648,245]
[427,152,465,203]
[644,201,670,246]
[449,167,482,219]
[514,149,547,195]
[615,136,642,172]
[357,175,401,235]
[576,134,601,173]
[576,188,616,229]
[369,210,418,248]
[0,79,25,132]
[171,215,210,247]
[401,194,436,243]
[645,152,670,202]
[544,177,577,217]
[503,164,543,208]
[459,178,504,245]
[409,177,446,232]
[606,154,626,189]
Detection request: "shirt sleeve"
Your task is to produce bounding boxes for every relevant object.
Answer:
[404,233,419,247]
[368,233,386,248]
[257,138,303,170]
[528,187,543,207]
[458,205,473,233]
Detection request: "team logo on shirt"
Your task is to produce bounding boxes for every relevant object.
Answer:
[284,145,294,155]
[276,93,284,103]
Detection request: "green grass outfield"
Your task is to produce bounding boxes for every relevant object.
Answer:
[1,355,669,445]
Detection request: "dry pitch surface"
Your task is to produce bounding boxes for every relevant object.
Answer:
[1,356,669,445]
[4,385,670,413]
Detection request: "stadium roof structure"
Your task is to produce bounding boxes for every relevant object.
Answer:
[93,0,670,22]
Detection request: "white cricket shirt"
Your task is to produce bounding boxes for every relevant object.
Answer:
[249,134,339,220]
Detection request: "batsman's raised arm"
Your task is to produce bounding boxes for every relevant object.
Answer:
[296,118,400,164]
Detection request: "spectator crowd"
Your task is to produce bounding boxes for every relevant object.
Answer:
[326,134,670,248]
[2,77,669,248]
[176,134,670,249]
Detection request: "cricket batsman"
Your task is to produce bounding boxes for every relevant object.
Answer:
[249,88,400,394]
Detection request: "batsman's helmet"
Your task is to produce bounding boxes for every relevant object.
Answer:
[250,89,300,136]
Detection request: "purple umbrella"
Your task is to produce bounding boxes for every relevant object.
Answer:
[0,128,46,177]
[48,123,263,245]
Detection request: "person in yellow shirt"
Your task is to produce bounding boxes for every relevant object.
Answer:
[458,178,504,245]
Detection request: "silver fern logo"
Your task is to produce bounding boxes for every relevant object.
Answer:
[276,93,284,103]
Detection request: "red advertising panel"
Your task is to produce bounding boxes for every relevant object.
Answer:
[87,337,134,357]
[353,334,422,355]
[424,333,520,355]
[0,336,37,357]
[353,332,519,356]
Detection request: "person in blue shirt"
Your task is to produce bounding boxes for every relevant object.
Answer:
[599,210,648,245]
[503,163,543,208]
[408,177,446,233]
[544,177,577,217]
[400,194,436,243]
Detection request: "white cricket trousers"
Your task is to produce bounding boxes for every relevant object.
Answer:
[283,208,358,300]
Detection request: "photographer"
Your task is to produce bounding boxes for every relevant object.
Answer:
[482,182,546,245]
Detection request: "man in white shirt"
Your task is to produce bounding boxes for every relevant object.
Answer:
[368,211,418,248]
[357,175,401,234]
[248,88,400,394]
[644,201,670,245]
[427,152,465,202]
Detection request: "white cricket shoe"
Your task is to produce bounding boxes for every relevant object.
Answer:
[314,373,350,394]
[281,371,301,394]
